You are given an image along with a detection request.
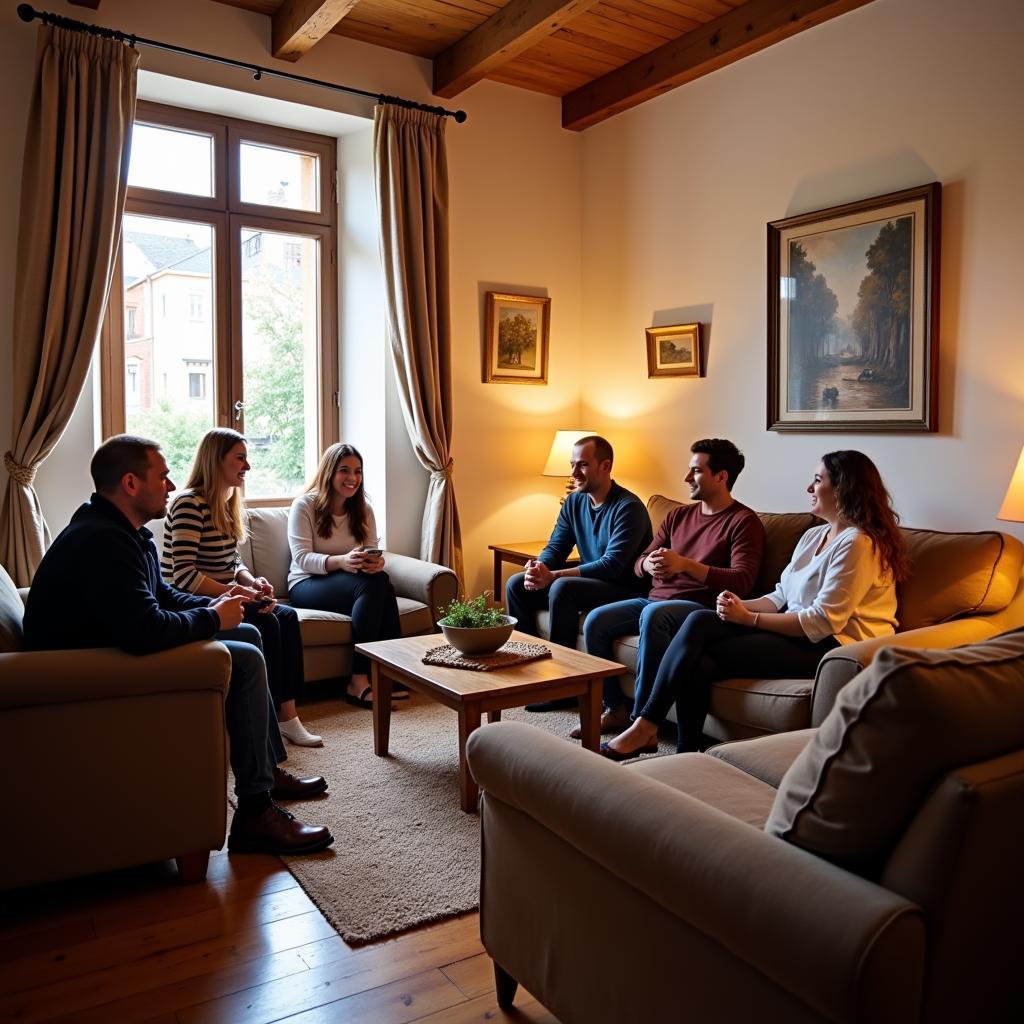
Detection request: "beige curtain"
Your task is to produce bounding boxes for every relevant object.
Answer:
[373,104,464,588]
[0,26,139,585]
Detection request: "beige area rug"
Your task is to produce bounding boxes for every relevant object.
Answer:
[267,693,676,944]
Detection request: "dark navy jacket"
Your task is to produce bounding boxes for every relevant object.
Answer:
[24,494,219,655]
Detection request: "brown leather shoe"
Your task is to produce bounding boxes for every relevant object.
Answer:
[228,803,334,855]
[272,765,328,800]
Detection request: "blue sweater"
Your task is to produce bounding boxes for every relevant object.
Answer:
[538,482,652,587]
[24,495,220,656]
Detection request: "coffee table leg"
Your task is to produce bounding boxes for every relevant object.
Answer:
[578,679,602,752]
[487,709,502,723]
[458,703,482,813]
[371,662,393,756]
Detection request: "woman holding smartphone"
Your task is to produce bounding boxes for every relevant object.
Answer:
[162,428,320,747]
[288,443,403,709]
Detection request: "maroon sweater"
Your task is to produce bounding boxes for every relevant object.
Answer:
[635,501,765,604]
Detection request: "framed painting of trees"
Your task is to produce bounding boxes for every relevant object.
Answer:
[483,292,550,384]
[767,183,941,431]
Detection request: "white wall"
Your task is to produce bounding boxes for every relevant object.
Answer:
[578,0,1024,548]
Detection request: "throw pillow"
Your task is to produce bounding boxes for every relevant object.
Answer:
[765,628,1024,873]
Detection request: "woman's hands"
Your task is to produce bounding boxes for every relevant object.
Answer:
[325,549,384,574]
[716,590,758,627]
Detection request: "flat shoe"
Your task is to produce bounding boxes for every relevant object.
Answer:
[344,685,373,709]
[599,740,660,762]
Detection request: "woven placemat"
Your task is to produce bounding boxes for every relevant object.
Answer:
[422,640,553,671]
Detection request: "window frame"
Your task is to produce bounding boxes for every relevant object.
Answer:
[101,100,339,504]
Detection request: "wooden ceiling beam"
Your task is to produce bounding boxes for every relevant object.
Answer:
[272,0,362,62]
[562,0,876,131]
[433,0,603,100]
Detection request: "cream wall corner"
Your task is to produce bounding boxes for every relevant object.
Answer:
[578,0,1024,544]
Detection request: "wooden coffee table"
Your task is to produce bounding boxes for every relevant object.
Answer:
[355,631,625,813]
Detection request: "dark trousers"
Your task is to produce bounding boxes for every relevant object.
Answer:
[241,603,304,708]
[290,571,401,675]
[636,609,840,752]
[505,572,642,651]
[216,623,286,797]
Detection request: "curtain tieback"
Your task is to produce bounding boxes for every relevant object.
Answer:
[431,459,454,482]
[3,451,38,487]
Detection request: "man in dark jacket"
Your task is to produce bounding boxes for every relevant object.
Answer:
[24,435,333,856]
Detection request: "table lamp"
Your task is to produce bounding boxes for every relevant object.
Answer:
[542,429,595,504]
[997,445,1024,523]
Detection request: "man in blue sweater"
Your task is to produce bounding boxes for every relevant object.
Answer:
[24,435,334,857]
[506,435,652,710]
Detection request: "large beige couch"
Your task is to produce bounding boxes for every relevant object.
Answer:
[152,506,459,682]
[468,629,1024,1023]
[536,494,1024,743]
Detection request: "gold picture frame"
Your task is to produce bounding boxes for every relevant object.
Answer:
[645,323,702,378]
[483,291,550,384]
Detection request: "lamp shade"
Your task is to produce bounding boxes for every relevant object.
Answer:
[542,430,597,477]
[997,446,1024,523]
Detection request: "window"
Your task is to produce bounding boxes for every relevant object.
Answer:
[102,101,338,499]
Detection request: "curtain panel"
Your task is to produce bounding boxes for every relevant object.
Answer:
[0,26,139,585]
[373,104,464,589]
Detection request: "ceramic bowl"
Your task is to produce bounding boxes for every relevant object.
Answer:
[439,616,517,656]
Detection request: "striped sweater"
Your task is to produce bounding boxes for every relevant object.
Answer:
[161,490,244,593]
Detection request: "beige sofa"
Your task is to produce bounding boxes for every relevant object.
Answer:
[468,629,1024,1023]
[152,506,460,682]
[536,495,1024,743]
[0,564,231,890]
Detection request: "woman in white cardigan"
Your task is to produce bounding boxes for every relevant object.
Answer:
[287,443,402,709]
[602,450,908,759]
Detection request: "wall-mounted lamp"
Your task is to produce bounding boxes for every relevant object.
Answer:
[542,429,595,504]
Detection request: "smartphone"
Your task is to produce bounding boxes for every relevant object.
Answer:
[245,596,273,608]
[361,547,382,557]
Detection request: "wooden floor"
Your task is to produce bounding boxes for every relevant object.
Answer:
[0,850,558,1024]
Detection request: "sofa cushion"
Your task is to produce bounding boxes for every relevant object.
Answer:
[752,512,819,596]
[897,529,1023,630]
[765,629,1024,872]
[708,677,813,735]
[708,729,816,789]
[0,564,24,652]
[630,752,777,827]
[294,597,433,647]
[243,507,292,596]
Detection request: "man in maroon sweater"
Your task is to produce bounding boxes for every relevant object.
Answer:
[580,438,765,737]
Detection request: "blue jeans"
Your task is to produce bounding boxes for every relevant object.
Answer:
[216,623,286,797]
[583,597,707,711]
[506,573,642,651]
[637,609,840,752]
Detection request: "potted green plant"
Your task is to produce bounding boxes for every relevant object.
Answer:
[437,593,517,656]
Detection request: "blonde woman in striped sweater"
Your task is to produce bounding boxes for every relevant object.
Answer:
[162,428,322,747]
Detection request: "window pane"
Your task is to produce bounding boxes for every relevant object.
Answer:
[122,214,216,486]
[239,142,320,212]
[128,124,215,197]
[240,228,320,497]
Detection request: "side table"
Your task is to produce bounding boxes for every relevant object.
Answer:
[488,541,580,602]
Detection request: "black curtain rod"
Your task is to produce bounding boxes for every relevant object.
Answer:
[16,3,468,123]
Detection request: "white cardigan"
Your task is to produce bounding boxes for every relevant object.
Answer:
[763,524,898,644]
[287,491,380,590]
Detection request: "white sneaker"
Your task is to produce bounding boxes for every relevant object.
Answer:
[279,716,324,747]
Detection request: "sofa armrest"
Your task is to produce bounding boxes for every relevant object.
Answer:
[810,613,1019,726]
[0,641,231,710]
[468,722,924,1022]
[382,552,458,622]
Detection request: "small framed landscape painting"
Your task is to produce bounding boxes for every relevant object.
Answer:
[483,291,550,384]
[646,323,702,378]
[767,182,941,432]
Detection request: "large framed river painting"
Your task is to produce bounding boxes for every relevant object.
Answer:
[767,183,941,432]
